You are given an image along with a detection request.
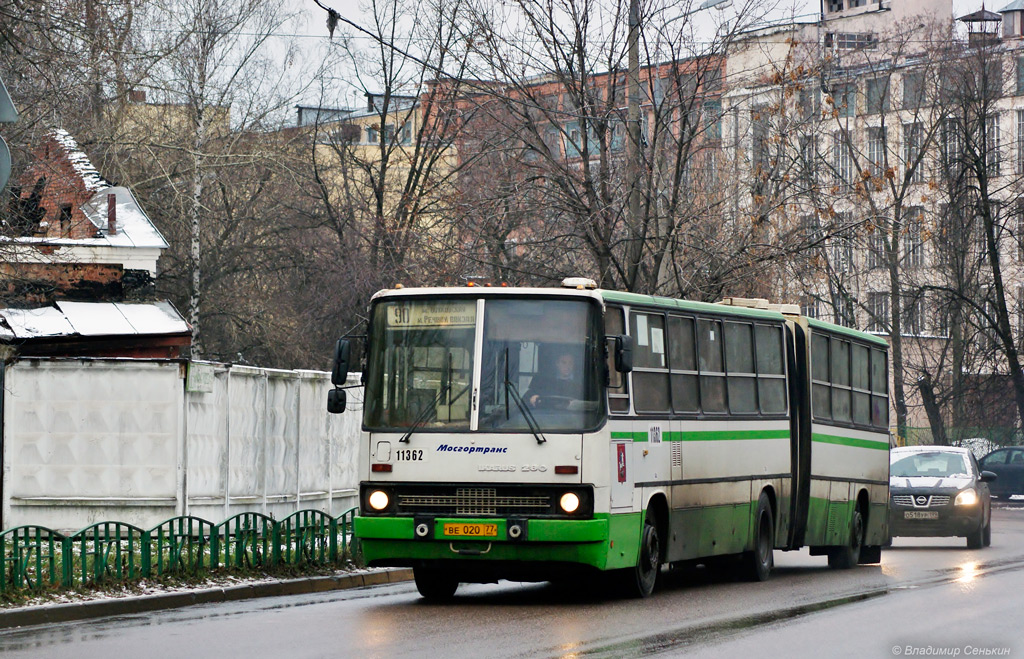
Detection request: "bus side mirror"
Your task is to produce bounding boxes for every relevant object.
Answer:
[615,335,633,373]
[327,388,347,414]
[332,338,351,386]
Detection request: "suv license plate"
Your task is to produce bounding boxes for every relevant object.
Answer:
[904,511,939,520]
[443,523,498,538]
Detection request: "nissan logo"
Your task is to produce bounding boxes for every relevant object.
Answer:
[915,495,928,506]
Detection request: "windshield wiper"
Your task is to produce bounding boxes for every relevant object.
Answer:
[504,347,546,445]
[398,381,470,444]
[399,354,469,444]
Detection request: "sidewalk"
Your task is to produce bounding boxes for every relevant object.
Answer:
[0,568,413,630]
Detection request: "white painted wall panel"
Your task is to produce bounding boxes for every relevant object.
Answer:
[2,359,362,532]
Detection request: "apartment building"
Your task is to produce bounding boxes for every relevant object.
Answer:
[722,0,1024,439]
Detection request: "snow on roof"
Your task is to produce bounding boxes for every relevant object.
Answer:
[50,129,109,193]
[5,185,169,250]
[80,187,169,249]
[0,301,189,341]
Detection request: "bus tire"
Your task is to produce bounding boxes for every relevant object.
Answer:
[743,491,774,582]
[828,506,864,569]
[413,566,459,600]
[621,511,661,598]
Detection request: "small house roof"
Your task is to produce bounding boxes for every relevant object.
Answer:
[0,301,189,341]
[958,8,1003,22]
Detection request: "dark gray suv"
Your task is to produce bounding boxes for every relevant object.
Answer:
[889,446,996,549]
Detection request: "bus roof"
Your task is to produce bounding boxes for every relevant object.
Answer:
[600,290,786,322]
[370,286,888,348]
[806,317,889,348]
[372,286,785,322]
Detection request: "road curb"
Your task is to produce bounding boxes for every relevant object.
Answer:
[0,568,414,630]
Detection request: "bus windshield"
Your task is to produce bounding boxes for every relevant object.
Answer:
[363,297,604,432]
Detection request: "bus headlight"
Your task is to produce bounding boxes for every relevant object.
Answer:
[368,490,390,511]
[560,492,580,514]
[955,489,978,506]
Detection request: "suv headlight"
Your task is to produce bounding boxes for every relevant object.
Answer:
[955,488,978,506]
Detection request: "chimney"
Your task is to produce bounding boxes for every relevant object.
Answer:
[107,193,117,234]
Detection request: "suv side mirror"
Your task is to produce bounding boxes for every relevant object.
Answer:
[331,338,351,386]
[615,335,633,374]
[327,388,347,414]
[980,470,998,483]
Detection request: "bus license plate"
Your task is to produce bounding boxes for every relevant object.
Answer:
[904,511,939,520]
[443,523,498,538]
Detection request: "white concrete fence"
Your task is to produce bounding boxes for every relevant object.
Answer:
[1,358,363,532]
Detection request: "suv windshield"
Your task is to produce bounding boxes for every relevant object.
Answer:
[363,296,604,432]
[890,451,972,479]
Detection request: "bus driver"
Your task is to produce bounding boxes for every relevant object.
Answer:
[527,352,582,407]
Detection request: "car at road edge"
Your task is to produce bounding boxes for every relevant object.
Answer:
[888,445,996,549]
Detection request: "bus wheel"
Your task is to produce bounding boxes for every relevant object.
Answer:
[828,506,864,569]
[744,491,774,582]
[625,512,662,598]
[413,566,459,600]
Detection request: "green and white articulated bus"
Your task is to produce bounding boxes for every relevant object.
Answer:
[326,279,891,599]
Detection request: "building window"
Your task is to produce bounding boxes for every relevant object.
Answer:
[867,127,886,176]
[838,83,857,118]
[832,236,853,271]
[834,131,853,189]
[904,207,925,267]
[1017,56,1024,95]
[366,126,378,144]
[401,124,412,144]
[832,32,876,49]
[941,118,963,178]
[868,228,886,269]
[801,297,819,319]
[1017,110,1024,174]
[865,77,889,114]
[986,114,1000,177]
[868,292,889,333]
[752,107,770,176]
[1017,199,1024,260]
[903,122,924,183]
[903,295,926,336]
[827,0,843,12]
[704,100,722,140]
[799,86,821,120]
[836,296,856,327]
[800,135,818,185]
[801,213,822,242]
[59,204,72,236]
[903,71,925,110]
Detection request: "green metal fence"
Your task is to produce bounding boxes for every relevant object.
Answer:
[0,507,358,596]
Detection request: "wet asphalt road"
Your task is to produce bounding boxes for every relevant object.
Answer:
[3,504,1023,659]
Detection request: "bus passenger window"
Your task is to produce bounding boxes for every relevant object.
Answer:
[698,319,726,413]
[831,340,852,422]
[851,343,871,425]
[870,348,888,428]
[668,316,698,413]
[725,322,756,415]
[811,334,831,420]
[605,307,630,413]
[631,312,669,413]
[755,325,787,415]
